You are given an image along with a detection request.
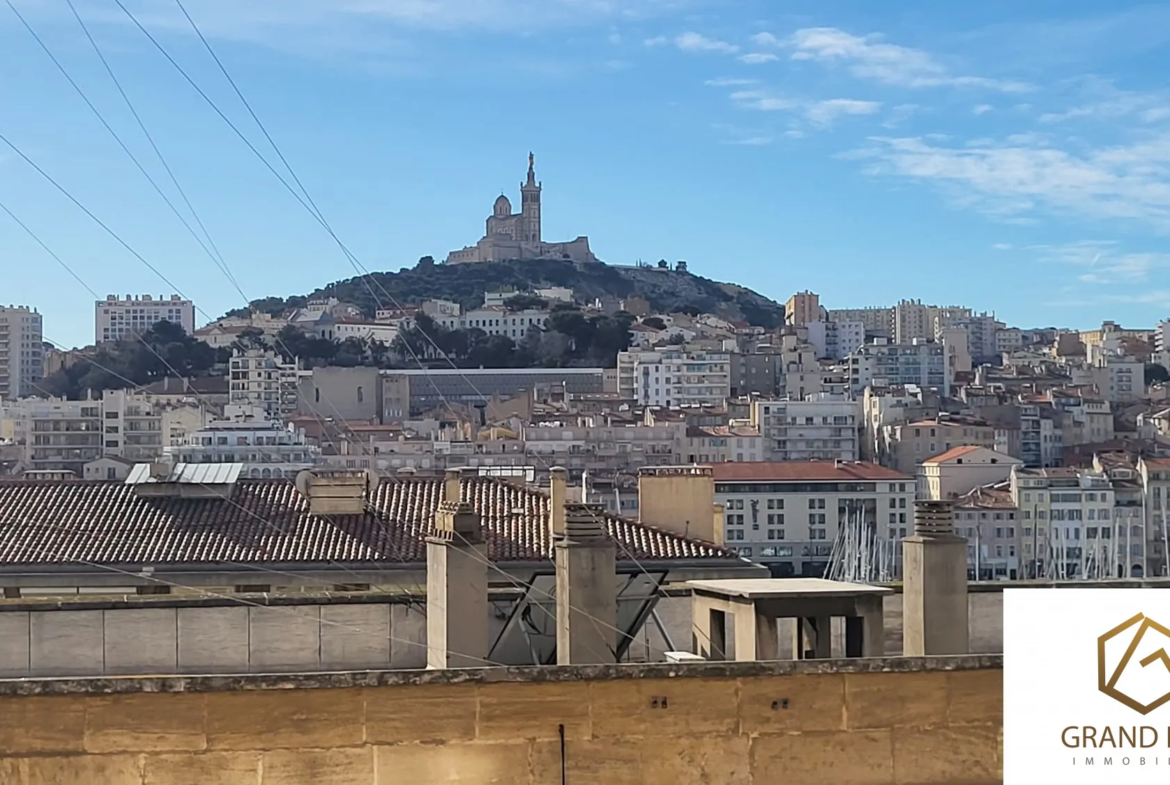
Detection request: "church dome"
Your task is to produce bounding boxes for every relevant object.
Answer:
[493,194,512,217]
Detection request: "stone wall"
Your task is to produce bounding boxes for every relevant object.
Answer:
[0,657,1002,785]
[0,586,1010,678]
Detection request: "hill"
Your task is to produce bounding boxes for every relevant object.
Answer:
[230,258,786,328]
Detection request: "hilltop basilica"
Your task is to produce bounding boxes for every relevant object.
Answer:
[446,154,598,265]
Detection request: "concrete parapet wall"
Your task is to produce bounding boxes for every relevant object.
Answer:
[0,656,1003,785]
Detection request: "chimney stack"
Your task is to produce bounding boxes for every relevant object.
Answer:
[638,466,722,545]
[427,469,488,669]
[549,467,567,538]
[902,500,969,656]
[555,502,616,665]
[295,469,377,516]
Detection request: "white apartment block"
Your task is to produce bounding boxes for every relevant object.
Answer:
[333,321,399,345]
[893,300,971,345]
[1012,467,1118,580]
[751,397,861,462]
[826,306,892,336]
[0,305,43,400]
[166,405,320,479]
[229,349,300,418]
[805,320,864,360]
[617,349,731,407]
[847,340,950,396]
[1089,351,1143,403]
[433,306,550,341]
[713,461,914,576]
[100,389,204,463]
[939,313,1001,362]
[96,294,195,344]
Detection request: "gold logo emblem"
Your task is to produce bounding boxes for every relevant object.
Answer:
[1099,612,1170,715]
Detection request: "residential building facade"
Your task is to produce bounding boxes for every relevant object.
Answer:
[712,461,914,577]
[751,397,861,462]
[0,305,43,400]
[96,294,195,344]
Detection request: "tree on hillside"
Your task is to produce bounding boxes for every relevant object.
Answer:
[641,316,666,330]
[1147,363,1170,386]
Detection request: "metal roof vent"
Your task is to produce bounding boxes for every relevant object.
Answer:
[913,500,956,536]
[295,468,379,516]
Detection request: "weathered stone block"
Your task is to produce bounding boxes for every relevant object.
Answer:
[85,693,207,753]
[143,752,261,785]
[103,608,179,675]
[477,681,591,741]
[532,737,643,785]
[0,696,86,754]
[29,610,103,676]
[205,688,363,751]
[177,606,249,673]
[365,683,476,743]
[644,734,751,785]
[248,606,320,672]
[739,674,846,734]
[590,677,738,739]
[947,669,1003,725]
[320,605,391,670]
[750,730,895,785]
[0,612,29,677]
[21,753,143,785]
[892,724,1003,785]
[844,671,949,729]
[374,741,533,784]
[261,748,375,785]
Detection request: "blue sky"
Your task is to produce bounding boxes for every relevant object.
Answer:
[3,0,1170,348]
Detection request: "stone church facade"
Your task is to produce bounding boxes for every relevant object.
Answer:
[446,154,598,265]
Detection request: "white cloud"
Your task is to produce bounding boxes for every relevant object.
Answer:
[805,98,881,126]
[750,31,782,47]
[1038,80,1170,124]
[851,134,1170,230]
[643,35,669,46]
[738,52,778,64]
[992,242,1012,250]
[674,31,739,54]
[787,27,1031,93]
[704,77,758,87]
[1030,241,1170,283]
[973,104,993,115]
[728,136,773,146]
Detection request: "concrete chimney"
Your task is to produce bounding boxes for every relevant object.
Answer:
[555,502,616,665]
[549,467,567,538]
[638,466,721,544]
[902,500,969,656]
[426,469,488,669]
[295,469,377,516]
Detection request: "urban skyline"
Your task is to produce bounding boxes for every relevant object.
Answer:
[2,0,1169,347]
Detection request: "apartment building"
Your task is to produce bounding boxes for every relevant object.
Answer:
[893,300,971,344]
[954,482,1020,579]
[431,304,550,340]
[712,461,914,577]
[681,425,763,463]
[166,405,320,478]
[1018,401,1062,467]
[878,415,997,475]
[1013,467,1117,580]
[784,291,821,327]
[826,306,892,337]
[229,349,300,418]
[100,389,204,463]
[0,305,43,400]
[1088,350,1144,403]
[940,313,1001,363]
[750,396,861,462]
[616,349,731,407]
[805,320,865,360]
[847,340,950,396]
[96,294,195,344]
[5,399,102,475]
[917,445,1022,501]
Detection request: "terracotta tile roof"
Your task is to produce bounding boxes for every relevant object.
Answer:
[922,445,983,464]
[0,477,735,569]
[710,461,911,482]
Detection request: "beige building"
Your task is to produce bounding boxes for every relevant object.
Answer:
[784,291,821,327]
[709,461,914,576]
[229,349,300,418]
[880,416,996,475]
[917,445,1022,501]
[826,305,892,336]
[447,154,597,265]
[681,425,763,463]
[0,305,43,400]
[750,396,861,462]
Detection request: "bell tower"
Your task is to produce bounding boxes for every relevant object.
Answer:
[520,152,542,244]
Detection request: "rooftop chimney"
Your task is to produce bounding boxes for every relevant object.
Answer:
[294,469,377,516]
[549,467,567,538]
[427,469,488,669]
[556,502,616,665]
[902,500,969,656]
[638,466,722,545]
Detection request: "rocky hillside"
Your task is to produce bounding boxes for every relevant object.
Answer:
[230,257,786,328]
